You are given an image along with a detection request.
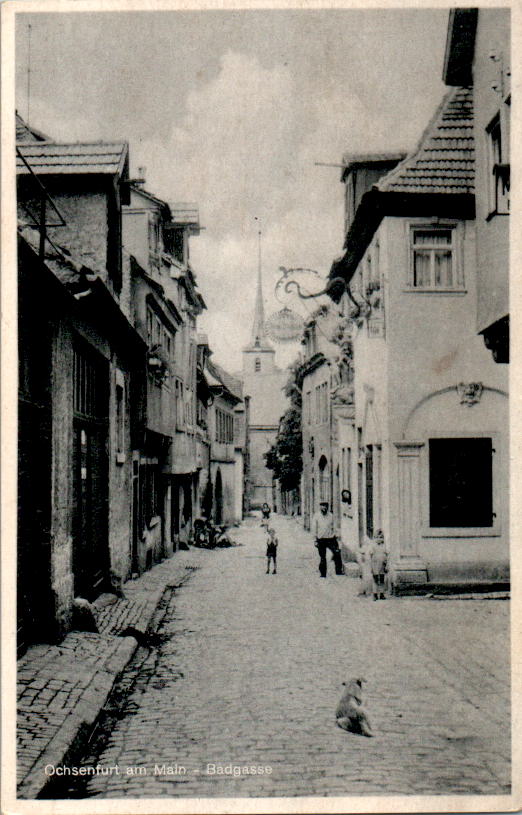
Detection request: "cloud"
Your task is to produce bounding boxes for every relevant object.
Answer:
[134,49,360,370]
[18,23,447,375]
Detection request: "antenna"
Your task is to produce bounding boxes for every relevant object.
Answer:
[314,162,346,168]
[27,23,32,123]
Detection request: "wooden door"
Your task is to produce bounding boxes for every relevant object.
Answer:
[17,274,53,654]
[17,399,53,654]
[365,445,374,539]
[72,343,109,600]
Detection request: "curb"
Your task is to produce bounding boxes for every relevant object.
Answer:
[17,561,197,799]
[17,637,136,799]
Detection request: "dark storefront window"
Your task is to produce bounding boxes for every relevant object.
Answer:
[140,463,160,524]
[429,437,493,528]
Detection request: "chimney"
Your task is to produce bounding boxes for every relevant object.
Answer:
[134,166,146,186]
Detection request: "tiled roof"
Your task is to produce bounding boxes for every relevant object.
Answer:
[16,113,50,143]
[17,141,129,176]
[206,358,243,401]
[18,224,98,297]
[376,87,474,195]
[130,184,171,213]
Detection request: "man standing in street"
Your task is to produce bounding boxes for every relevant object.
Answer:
[312,501,344,578]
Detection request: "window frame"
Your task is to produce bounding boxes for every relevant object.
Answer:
[305,389,312,426]
[115,369,125,465]
[407,224,463,292]
[486,107,510,217]
[421,431,501,538]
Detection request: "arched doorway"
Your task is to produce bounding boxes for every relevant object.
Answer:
[214,468,223,524]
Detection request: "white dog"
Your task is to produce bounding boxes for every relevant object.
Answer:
[335,677,373,737]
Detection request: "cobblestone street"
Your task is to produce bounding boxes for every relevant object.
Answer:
[70,516,509,799]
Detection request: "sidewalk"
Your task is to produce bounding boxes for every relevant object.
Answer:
[16,546,212,799]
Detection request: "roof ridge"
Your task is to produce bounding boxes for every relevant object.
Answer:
[375,89,456,191]
[18,141,127,148]
[375,86,474,195]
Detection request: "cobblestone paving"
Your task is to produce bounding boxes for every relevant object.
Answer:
[79,516,510,799]
[17,549,208,795]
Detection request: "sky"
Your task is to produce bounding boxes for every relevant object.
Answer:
[15,7,449,371]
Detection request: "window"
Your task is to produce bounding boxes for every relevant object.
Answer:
[175,379,184,429]
[429,438,493,528]
[146,304,174,384]
[140,461,160,524]
[146,308,153,346]
[115,374,125,463]
[314,382,328,424]
[73,344,108,419]
[215,408,233,443]
[148,214,160,255]
[170,228,185,264]
[320,382,328,424]
[255,357,261,372]
[341,447,352,492]
[197,398,208,429]
[319,456,329,503]
[410,227,462,290]
[185,393,192,426]
[487,111,510,215]
[306,326,317,358]
[373,241,380,285]
[305,390,311,425]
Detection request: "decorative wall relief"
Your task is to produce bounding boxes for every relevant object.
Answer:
[456,382,483,406]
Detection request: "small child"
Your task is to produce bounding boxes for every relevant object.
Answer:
[370,530,388,600]
[266,527,278,574]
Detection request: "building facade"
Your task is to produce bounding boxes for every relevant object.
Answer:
[443,8,510,363]
[327,81,509,591]
[17,131,145,648]
[206,354,245,525]
[300,316,333,530]
[123,185,206,555]
[16,122,213,653]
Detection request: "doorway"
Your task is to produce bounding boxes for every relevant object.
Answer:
[72,342,110,600]
[17,276,53,653]
[365,445,374,539]
[214,468,223,524]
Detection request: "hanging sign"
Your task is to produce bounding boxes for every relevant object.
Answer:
[265,307,304,343]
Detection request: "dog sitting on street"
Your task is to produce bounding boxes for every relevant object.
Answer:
[335,677,373,737]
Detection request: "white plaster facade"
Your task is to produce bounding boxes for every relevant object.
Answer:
[340,215,508,588]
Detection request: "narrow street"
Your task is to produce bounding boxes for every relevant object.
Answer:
[61,516,510,799]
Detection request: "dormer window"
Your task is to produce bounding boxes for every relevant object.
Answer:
[409,225,463,291]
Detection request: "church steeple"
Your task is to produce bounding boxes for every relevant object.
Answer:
[248,229,272,351]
